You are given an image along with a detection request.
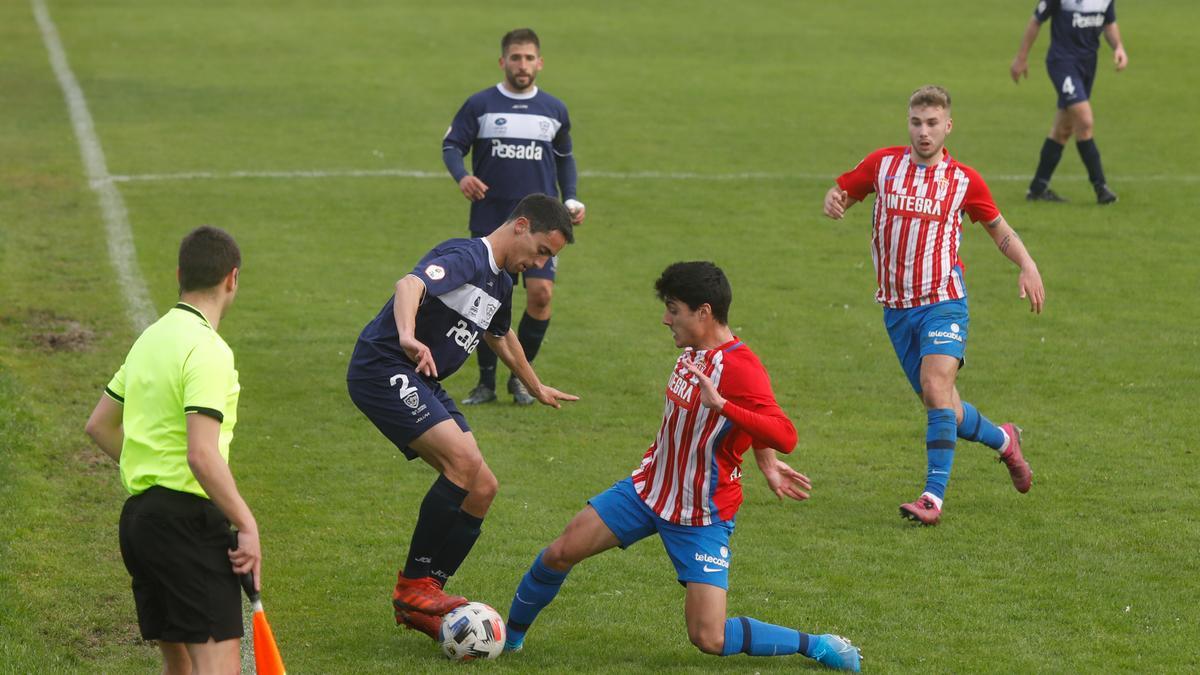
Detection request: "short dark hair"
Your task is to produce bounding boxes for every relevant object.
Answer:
[178,226,240,293]
[501,28,540,53]
[655,261,732,324]
[509,193,574,244]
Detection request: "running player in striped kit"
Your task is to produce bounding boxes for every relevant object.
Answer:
[502,262,861,671]
[823,85,1045,526]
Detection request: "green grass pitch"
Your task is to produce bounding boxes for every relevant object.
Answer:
[2,1,1198,672]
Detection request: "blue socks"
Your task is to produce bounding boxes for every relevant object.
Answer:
[958,401,1006,450]
[506,550,570,643]
[924,408,957,501]
[721,617,813,657]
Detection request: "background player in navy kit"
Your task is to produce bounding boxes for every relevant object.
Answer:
[1011,0,1127,204]
[443,28,587,406]
[347,194,578,638]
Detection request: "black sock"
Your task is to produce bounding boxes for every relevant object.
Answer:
[429,511,484,589]
[1029,137,1064,194]
[403,474,468,579]
[1076,138,1108,190]
[475,341,497,390]
[517,312,551,364]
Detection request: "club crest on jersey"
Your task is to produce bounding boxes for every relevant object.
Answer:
[424,264,445,280]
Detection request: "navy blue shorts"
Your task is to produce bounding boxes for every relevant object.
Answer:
[588,477,735,590]
[1047,58,1095,109]
[347,364,469,460]
[884,297,969,394]
[469,197,556,282]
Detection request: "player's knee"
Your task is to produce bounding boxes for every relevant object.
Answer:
[470,465,499,505]
[440,447,483,486]
[526,285,553,314]
[688,626,725,655]
[541,539,574,572]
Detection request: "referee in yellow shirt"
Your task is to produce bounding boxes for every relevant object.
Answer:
[86,226,261,674]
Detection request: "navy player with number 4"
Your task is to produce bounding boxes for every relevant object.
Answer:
[346,194,578,639]
[1011,0,1127,204]
[443,27,586,407]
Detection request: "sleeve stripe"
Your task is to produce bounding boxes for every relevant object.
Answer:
[103,387,124,404]
[184,406,224,423]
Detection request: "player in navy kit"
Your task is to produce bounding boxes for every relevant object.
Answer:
[1011,0,1127,204]
[443,28,586,406]
[346,194,578,638]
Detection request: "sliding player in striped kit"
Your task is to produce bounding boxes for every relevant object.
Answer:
[823,85,1045,525]
[503,262,861,671]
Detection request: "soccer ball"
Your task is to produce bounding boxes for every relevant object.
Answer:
[439,601,506,660]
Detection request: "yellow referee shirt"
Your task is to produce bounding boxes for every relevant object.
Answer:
[105,302,240,498]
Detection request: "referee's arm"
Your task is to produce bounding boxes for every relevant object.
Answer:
[85,395,124,462]
[187,413,262,585]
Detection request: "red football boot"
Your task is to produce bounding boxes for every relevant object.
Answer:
[899,494,942,525]
[395,609,442,641]
[392,574,467,616]
[998,424,1032,494]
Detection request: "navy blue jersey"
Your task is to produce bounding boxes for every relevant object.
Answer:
[443,85,573,201]
[1035,0,1116,62]
[349,238,513,381]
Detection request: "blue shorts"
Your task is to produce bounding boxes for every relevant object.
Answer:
[469,197,556,282]
[1047,58,1096,109]
[884,297,969,394]
[588,478,735,590]
[347,363,469,460]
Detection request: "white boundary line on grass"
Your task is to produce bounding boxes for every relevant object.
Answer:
[32,0,156,332]
[32,2,255,673]
[104,168,1200,185]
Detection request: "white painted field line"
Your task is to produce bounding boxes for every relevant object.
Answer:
[106,168,1200,185]
[32,2,254,672]
[33,0,156,332]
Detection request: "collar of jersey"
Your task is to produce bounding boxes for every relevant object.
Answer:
[495,83,539,100]
[174,302,213,329]
[479,237,502,274]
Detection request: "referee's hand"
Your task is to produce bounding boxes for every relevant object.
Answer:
[229,529,262,592]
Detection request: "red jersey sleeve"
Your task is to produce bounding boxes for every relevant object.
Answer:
[717,350,797,453]
[958,164,1001,224]
[836,148,888,202]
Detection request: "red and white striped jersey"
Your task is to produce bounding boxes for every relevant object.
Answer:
[630,338,797,526]
[837,146,1000,309]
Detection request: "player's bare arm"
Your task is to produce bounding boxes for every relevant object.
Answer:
[186,413,262,590]
[1104,23,1128,70]
[84,395,124,461]
[483,330,578,408]
[458,175,489,201]
[822,186,858,220]
[984,215,1045,314]
[1011,16,1041,82]
[753,446,811,502]
[393,275,437,378]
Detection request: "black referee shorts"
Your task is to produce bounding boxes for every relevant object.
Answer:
[118,486,243,643]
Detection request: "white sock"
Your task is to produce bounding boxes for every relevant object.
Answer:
[998,428,1011,454]
[921,492,944,509]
